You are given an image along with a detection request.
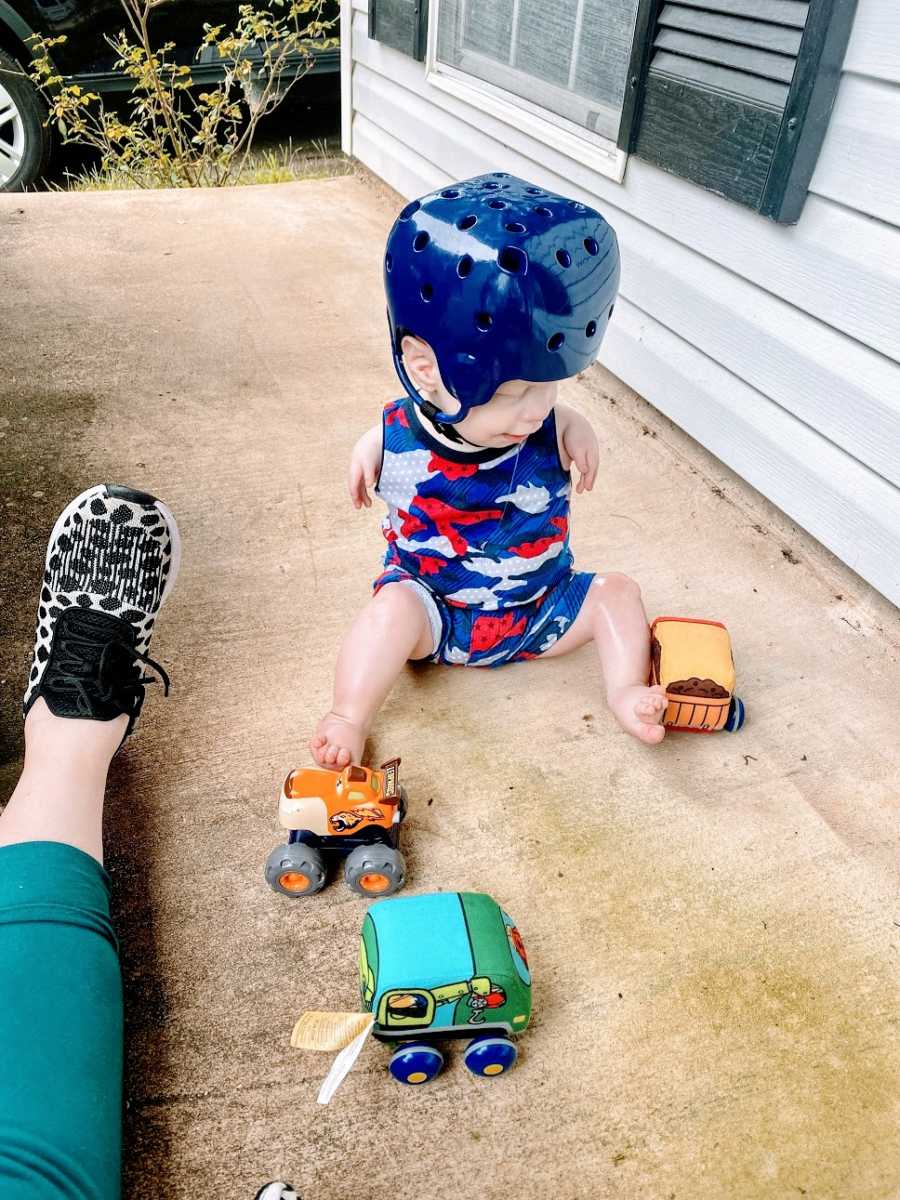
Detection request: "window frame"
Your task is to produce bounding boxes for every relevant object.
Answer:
[425,0,630,183]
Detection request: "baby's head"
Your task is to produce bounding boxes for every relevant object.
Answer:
[383,173,619,445]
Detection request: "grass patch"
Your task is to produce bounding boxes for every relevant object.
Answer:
[58,136,354,191]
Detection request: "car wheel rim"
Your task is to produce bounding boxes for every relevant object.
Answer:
[0,80,26,187]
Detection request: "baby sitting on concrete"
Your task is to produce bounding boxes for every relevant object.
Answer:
[311,173,666,769]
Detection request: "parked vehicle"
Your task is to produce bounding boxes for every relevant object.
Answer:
[0,0,339,190]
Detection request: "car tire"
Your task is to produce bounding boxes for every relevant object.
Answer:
[0,47,51,191]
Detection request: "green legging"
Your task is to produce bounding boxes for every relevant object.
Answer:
[0,841,122,1200]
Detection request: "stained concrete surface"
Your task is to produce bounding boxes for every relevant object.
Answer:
[1,175,899,1200]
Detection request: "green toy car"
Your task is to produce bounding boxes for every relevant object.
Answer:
[360,891,532,1084]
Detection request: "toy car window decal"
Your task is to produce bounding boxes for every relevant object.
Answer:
[378,988,436,1027]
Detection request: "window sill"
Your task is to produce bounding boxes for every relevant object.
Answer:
[424,62,627,185]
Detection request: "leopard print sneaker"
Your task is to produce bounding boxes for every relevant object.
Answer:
[22,483,181,739]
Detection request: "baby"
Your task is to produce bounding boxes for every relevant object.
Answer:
[311,173,667,769]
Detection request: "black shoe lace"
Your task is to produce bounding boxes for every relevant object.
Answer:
[53,623,171,720]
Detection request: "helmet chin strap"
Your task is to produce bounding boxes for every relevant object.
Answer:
[420,401,487,449]
[419,400,466,445]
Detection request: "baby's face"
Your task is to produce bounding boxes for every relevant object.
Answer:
[399,335,559,448]
[455,378,559,449]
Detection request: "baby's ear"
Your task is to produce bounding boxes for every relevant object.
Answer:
[400,335,439,391]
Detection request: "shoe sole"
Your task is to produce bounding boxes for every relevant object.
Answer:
[45,483,182,612]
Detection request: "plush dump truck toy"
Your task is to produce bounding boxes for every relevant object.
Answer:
[265,759,407,898]
[650,617,745,732]
[291,892,532,1097]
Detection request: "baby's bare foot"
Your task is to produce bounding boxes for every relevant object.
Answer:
[309,710,367,770]
[607,683,667,745]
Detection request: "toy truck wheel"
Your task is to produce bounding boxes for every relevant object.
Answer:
[265,843,327,897]
[388,1042,444,1085]
[463,1034,518,1078]
[344,844,406,897]
[725,695,746,732]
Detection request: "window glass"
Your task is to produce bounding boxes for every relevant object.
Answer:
[436,0,642,141]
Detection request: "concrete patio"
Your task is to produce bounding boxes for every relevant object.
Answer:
[1,175,898,1200]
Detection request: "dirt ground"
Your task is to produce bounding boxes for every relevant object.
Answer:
[1,175,898,1200]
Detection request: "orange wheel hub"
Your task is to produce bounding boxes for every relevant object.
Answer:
[279,871,311,892]
[359,872,390,892]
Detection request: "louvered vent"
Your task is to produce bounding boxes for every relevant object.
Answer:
[652,0,809,110]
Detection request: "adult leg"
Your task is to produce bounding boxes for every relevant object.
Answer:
[541,573,666,744]
[0,704,126,1200]
[310,583,435,768]
[0,484,179,1199]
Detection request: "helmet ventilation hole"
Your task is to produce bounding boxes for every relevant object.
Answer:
[534,205,552,217]
[525,187,544,195]
[569,200,586,210]
[475,312,493,331]
[457,214,478,230]
[413,231,430,252]
[584,237,600,255]
[457,255,474,278]
[421,283,434,302]
[482,181,501,190]
[498,246,528,275]
[585,320,597,337]
[399,200,420,222]
[488,199,508,209]
[385,253,393,272]
[609,304,615,319]
[547,332,565,351]
[556,249,572,268]
[505,221,526,233]
[441,188,460,198]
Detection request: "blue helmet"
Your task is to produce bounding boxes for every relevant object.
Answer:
[384,172,620,426]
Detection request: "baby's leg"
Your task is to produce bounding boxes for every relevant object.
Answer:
[541,574,666,744]
[310,583,434,768]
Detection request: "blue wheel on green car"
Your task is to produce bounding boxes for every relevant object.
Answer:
[463,1035,518,1077]
[388,1043,444,1085]
[725,695,746,732]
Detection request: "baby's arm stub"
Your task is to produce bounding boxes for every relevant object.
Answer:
[556,403,599,493]
[348,423,384,509]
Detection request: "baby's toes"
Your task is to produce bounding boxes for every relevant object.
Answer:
[639,721,666,745]
[636,694,666,719]
[323,741,341,766]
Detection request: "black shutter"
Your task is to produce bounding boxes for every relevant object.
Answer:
[619,0,858,223]
[369,0,430,61]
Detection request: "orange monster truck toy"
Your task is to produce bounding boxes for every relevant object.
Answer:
[265,759,407,898]
[650,618,745,733]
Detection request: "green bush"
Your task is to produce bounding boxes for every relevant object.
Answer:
[29,0,338,189]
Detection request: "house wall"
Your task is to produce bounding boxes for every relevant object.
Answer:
[343,0,900,605]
